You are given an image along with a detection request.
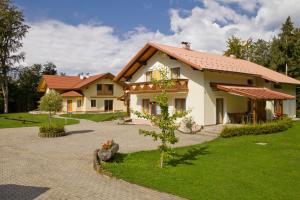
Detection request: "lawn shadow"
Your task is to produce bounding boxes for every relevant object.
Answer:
[0,184,49,200]
[67,130,94,135]
[108,153,128,163]
[167,146,209,167]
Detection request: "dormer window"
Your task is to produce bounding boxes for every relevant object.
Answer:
[171,67,180,79]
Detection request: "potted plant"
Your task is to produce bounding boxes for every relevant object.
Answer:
[97,140,119,161]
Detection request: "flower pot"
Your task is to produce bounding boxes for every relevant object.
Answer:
[98,143,119,161]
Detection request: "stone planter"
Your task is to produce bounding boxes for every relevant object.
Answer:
[97,143,119,162]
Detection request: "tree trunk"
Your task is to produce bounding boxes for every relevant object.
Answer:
[1,79,9,113]
[160,151,164,168]
[48,111,52,127]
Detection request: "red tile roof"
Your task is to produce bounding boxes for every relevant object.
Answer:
[61,90,83,97]
[40,73,114,90]
[115,42,300,85]
[216,84,295,100]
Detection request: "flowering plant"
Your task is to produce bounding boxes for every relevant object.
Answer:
[101,140,115,150]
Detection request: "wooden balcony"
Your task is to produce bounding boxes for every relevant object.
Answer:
[127,79,189,94]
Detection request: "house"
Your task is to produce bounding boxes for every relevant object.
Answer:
[114,42,300,125]
[38,73,126,113]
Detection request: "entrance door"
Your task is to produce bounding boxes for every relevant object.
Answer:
[67,100,72,112]
[104,100,113,112]
[216,98,224,124]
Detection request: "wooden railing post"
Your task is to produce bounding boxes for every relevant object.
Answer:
[252,99,257,124]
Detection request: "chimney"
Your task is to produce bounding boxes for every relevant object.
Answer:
[86,73,90,78]
[181,41,191,50]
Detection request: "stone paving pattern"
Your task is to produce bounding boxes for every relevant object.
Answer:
[0,119,216,199]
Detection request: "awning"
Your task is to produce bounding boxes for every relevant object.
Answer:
[215,84,295,100]
[61,90,83,97]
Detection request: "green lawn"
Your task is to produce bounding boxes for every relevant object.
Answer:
[61,112,126,122]
[103,121,300,200]
[0,113,79,128]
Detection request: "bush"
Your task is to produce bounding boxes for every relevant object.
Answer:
[220,117,293,138]
[297,110,300,118]
[39,123,66,138]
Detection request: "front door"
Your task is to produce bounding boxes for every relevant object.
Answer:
[67,100,72,112]
[216,98,224,124]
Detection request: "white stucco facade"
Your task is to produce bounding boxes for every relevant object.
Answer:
[128,50,297,126]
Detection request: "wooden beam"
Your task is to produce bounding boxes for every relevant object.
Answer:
[252,99,257,124]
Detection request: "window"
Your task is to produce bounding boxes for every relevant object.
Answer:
[171,68,180,79]
[142,99,150,113]
[104,100,113,111]
[146,71,152,82]
[175,98,186,113]
[77,99,82,107]
[274,84,282,89]
[274,100,283,116]
[97,84,114,95]
[107,84,114,94]
[247,79,253,85]
[91,99,96,107]
[97,84,102,92]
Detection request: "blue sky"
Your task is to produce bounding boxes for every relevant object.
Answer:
[14,0,300,74]
[14,0,206,35]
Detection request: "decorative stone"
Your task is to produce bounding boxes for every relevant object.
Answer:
[97,143,119,161]
[178,122,202,134]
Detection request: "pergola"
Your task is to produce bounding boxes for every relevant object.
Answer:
[215,84,295,123]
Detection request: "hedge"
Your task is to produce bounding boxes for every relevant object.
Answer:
[220,117,293,138]
[39,123,66,138]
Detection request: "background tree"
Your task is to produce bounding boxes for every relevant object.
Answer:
[224,36,245,59]
[224,16,300,113]
[270,16,296,74]
[0,0,29,113]
[133,67,187,168]
[42,62,57,75]
[39,90,62,127]
[224,36,253,60]
[17,64,43,111]
[250,39,271,67]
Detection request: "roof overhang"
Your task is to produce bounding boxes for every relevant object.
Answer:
[61,90,83,97]
[214,84,295,100]
[114,42,203,82]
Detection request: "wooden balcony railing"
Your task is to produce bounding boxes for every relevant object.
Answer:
[127,79,189,94]
[97,90,113,95]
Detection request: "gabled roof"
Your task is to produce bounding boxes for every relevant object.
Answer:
[216,84,295,100]
[114,42,300,85]
[61,90,83,97]
[38,73,115,92]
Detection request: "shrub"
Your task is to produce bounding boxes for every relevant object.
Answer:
[39,123,66,138]
[220,117,293,138]
[297,110,300,118]
[182,116,196,134]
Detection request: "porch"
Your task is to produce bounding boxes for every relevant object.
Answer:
[214,84,295,124]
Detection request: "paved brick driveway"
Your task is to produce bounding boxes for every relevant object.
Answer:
[0,119,216,200]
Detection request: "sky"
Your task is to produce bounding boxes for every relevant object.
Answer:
[13,0,300,75]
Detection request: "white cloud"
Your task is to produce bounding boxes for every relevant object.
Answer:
[21,0,300,75]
